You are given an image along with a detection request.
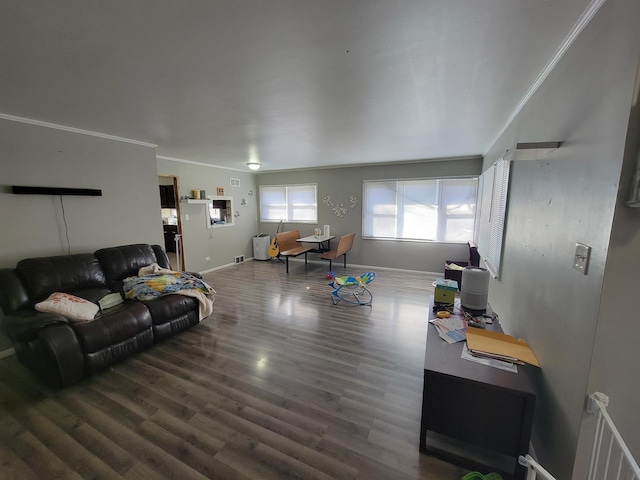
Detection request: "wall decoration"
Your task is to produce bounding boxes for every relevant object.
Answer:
[248,189,253,197]
[216,187,225,196]
[241,198,247,206]
[234,210,240,218]
[324,194,358,218]
[333,205,348,217]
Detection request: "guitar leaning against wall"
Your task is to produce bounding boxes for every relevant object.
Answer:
[268,221,283,258]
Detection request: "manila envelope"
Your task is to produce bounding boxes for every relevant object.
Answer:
[466,328,540,367]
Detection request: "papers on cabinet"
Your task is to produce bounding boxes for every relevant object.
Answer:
[461,343,518,373]
[430,316,467,343]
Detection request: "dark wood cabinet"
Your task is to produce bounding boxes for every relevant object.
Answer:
[163,225,178,252]
[420,300,535,479]
[159,185,176,208]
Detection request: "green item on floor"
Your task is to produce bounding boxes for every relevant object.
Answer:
[461,472,503,480]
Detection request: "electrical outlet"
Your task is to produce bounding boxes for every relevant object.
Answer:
[184,214,189,221]
[573,243,591,275]
[205,256,211,261]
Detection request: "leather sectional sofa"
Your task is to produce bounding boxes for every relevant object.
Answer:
[0,244,202,388]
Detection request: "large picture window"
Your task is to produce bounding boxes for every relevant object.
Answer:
[362,178,477,242]
[260,184,318,223]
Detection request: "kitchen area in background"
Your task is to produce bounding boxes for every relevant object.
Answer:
[158,176,182,270]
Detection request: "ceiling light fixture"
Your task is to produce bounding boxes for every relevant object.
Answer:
[247,144,261,170]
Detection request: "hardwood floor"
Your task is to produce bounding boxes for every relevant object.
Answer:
[0,259,468,479]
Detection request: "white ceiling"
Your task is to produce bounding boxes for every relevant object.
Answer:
[0,1,594,171]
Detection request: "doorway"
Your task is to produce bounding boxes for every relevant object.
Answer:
[158,175,185,271]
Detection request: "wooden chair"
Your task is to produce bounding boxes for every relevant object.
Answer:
[320,233,356,270]
[275,230,313,273]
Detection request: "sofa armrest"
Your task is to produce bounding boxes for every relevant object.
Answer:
[35,323,86,387]
[5,313,86,388]
[14,323,87,388]
[0,268,31,313]
[2,311,69,343]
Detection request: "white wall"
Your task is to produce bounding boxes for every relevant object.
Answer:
[256,157,482,273]
[572,76,640,478]
[482,0,640,477]
[0,119,162,266]
[156,158,259,272]
[0,118,164,351]
[158,156,481,273]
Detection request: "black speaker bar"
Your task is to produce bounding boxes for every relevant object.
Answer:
[12,186,102,196]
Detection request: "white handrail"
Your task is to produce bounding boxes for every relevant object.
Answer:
[587,392,640,480]
[519,392,639,480]
[518,454,556,480]
[174,233,182,271]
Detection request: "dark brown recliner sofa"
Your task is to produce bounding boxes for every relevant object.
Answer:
[0,244,201,388]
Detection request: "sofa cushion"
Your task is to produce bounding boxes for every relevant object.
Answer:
[72,301,152,354]
[142,295,200,342]
[94,244,170,293]
[69,287,113,305]
[141,294,199,325]
[73,300,154,375]
[16,254,107,304]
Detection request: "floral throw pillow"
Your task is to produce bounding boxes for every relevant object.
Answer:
[35,292,99,322]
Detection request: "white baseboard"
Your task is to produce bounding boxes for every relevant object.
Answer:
[280,256,441,276]
[201,256,440,276]
[199,257,255,274]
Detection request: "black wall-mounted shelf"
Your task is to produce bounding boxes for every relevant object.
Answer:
[12,186,102,196]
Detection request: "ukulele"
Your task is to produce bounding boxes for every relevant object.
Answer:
[268,220,283,257]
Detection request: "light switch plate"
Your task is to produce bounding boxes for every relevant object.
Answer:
[573,243,591,275]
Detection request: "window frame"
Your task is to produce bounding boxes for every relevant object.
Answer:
[259,183,318,224]
[475,158,510,279]
[362,176,478,243]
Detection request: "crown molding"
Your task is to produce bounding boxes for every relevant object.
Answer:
[156,155,250,172]
[0,113,157,148]
[487,0,607,155]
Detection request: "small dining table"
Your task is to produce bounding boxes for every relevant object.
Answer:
[296,234,336,253]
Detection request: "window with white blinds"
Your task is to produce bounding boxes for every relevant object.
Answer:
[475,158,511,278]
[259,184,318,223]
[362,177,478,242]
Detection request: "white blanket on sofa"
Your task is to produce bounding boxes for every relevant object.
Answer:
[124,263,215,321]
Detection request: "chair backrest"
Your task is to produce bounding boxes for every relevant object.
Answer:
[275,230,301,252]
[336,233,356,256]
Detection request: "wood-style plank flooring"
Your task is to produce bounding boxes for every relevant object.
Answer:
[0,259,468,479]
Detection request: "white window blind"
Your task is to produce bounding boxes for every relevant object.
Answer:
[259,184,318,223]
[475,158,511,278]
[363,177,477,242]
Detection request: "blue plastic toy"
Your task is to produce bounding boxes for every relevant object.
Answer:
[327,271,376,305]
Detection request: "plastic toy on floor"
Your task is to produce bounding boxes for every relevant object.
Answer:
[327,271,376,306]
[461,472,503,480]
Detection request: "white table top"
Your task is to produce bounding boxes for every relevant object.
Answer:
[296,234,336,243]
